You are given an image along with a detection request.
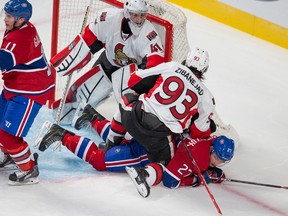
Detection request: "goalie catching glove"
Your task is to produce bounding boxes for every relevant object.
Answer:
[50,34,92,76]
[191,167,225,187]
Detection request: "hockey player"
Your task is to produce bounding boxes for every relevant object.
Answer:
[0,0,55,185]
[89,48,216,166]
[126,135,235,198]
[51,0,164,125]
[38,105,233,195]
[39,109,149,172]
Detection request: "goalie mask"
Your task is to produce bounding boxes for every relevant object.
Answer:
[124,0,149,36]
[185,48,209,75]
[4,0,32,23]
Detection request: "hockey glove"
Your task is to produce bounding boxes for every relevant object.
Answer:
[208,167,226,183]
[191,167,225,187]
[191,172,211,187]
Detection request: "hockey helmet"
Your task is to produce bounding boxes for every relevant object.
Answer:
[185,47,209,74]
[211,136,235,162]
[124,0,149,35]
[4,0,32,23]
[124,0,149,18]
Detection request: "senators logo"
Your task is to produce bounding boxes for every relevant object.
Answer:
[113,43,137,66]
[100,12,107,22]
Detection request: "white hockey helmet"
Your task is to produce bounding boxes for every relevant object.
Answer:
[185,48,209,74]
[124,0,149,35]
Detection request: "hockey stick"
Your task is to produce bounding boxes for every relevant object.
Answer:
[34,1,92,150]
[212,177,288,190]
[54,1,93,151]
[180,134,223,215]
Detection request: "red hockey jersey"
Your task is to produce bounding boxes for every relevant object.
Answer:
[165,136,216,187]
[0,22,55,105]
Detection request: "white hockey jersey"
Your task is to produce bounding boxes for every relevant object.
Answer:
[82,8,164,68]
[128,62,215,134]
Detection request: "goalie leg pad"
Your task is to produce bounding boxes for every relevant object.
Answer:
[52,102,76,125]
[111,63,138,103]
[72,65,112,107]
[53,65,113,125]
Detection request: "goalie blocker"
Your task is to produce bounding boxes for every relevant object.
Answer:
[50,34,92,77]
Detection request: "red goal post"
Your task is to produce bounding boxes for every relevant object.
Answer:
[51,0,190,100]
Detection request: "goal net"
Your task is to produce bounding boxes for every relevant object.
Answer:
[51,0,190,99]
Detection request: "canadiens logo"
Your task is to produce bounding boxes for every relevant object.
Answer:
[219,139,225,144]
[113,43,137,66]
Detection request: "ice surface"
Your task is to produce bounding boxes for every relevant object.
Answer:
[0,1,287,215]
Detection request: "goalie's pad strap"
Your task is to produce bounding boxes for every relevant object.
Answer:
[50,34,92,76]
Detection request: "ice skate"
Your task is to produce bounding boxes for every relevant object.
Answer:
[0,153,18,171]
[126,166,150,198]
[98,140,117,152]
[74,104,105,130]
[8,153,39,186]
[38,124,69,152]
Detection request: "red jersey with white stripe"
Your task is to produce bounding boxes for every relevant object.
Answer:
[164,136,216,187]
[128,61,215,137]
[0,22,55,105]
[82,8,164,69]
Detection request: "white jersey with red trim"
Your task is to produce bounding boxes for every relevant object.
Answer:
[82,8,164,68]
[128,61,215,134]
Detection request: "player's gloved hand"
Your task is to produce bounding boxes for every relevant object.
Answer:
[191,173,211,187]
[98,140,117,152]
[191,167,225,187]
[208,167,226,184]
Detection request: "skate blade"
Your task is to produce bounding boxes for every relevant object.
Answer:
[53,141,62,151]
[125,166,150,198]
[0,164,19,171]
[8,177,39,186]
[33,120,52,148]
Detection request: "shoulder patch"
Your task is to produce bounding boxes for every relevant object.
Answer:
[146,30,158,41]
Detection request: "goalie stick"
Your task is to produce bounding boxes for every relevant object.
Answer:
[180,134,223,215]
[34,1,92,151]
